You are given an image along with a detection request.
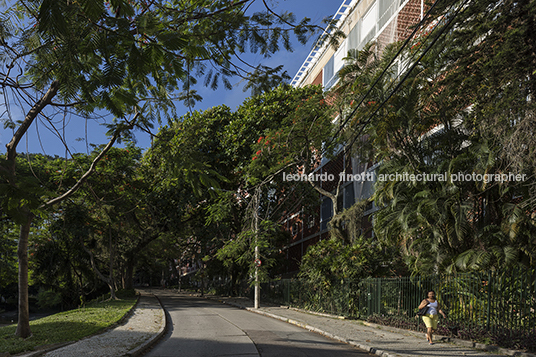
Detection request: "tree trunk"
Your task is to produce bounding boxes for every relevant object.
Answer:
[199,265,204,297]
[169,258,179,288]
[5,82,59,339]
[84,241,118,300]
[108,226,118,299]
[178,258,182,292]
[15,212,34,338]
[124,258,134,290]
[109,282,118,300]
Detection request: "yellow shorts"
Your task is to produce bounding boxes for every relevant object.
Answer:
[422,314,439,329]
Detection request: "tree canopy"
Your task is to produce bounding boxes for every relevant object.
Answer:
[0,0,334,338]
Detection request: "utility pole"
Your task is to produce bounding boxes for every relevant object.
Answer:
[214,187,261,308]
[254,189,260,309]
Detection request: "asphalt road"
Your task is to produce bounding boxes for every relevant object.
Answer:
[144,291,372,357]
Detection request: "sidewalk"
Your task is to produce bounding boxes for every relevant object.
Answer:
[17,292,166,357]
[207,295,536,357]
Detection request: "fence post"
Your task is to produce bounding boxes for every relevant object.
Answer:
[286,279,290,306]
[377,278,381,314]
[486,270,491,332]
[367,281,371,317]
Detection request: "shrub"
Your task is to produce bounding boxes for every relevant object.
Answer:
[36,288,62,309]
[115,289,137,299]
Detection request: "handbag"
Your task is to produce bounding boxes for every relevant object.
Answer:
[417,306,429,316]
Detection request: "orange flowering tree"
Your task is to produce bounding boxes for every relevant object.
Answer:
[211,85,335,283]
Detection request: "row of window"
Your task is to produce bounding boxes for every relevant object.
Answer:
[323,0,406,90]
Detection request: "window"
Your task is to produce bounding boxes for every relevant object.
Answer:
[323,38,348,91]
[291,222,299,236]
[361,2,377,43]
[348,22,360,50]
[333,38,348,74]
[323,55,334,88]
[379,0,400,29]
[361,174,375,200]
[344,183,355,209]
[320,197,333,231]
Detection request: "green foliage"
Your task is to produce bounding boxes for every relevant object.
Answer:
[147,105,235,197]
[31,202,100,307]
[144,85,335,286]
[115,288,137,299]
[329,200,368,245]
[424,0,536,181]
[335,0,536,275]
[239,84,334,184]
[211,85,335,282]
[215,218,287,283]
[2,0,325,129]
[36,288,62,309]
[299,236,389,289]
[0,154,54,224]
[0,218,18,289]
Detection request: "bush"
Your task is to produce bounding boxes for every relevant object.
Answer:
[36,288,62,309]
[115,289,137,299]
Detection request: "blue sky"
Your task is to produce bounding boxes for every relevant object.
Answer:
[0,0,343,157]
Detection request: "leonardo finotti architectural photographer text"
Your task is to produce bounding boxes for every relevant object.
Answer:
[282,172,527,183]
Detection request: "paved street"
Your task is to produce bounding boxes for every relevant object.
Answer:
[144,291,372,357]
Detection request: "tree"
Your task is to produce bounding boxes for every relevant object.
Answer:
[216,85,334,282]
[1,0,332,337]
[424,0,536,202]
[79,146,144,300]
[299,235,389,289]
[31,202,99,308]
[142,105,237,290]
[144,85,335,290]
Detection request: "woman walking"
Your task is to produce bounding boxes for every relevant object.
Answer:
[418,290,446,345]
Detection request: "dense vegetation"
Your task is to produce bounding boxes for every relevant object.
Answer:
[1,0,535,351]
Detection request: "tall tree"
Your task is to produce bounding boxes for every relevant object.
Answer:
[215,85,334,281]
[0,0,329,337]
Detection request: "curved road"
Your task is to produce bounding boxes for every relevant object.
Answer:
[145,291,372,357]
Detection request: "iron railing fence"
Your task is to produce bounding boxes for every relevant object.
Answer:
[205,268,536,334]
[358,269,536,334]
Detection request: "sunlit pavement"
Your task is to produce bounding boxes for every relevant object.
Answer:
[144,290,372,357]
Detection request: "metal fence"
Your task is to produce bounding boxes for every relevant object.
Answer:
[207,268,536,334]
[358,269,536,334]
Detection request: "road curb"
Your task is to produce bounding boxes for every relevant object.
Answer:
[208,297,399,357]
[125,294,168,357]
[247,308,398,357]
[15,294,142,357]
[210,296,536,357]
[286,306,347,319]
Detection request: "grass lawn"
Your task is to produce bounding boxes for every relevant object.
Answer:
[0,297,137,355]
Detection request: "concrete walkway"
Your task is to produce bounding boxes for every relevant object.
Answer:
[18,292,166,357]
[16,290,535,357]
[208,295,536,357]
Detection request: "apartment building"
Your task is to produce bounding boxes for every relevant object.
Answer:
[282,0,424,274]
